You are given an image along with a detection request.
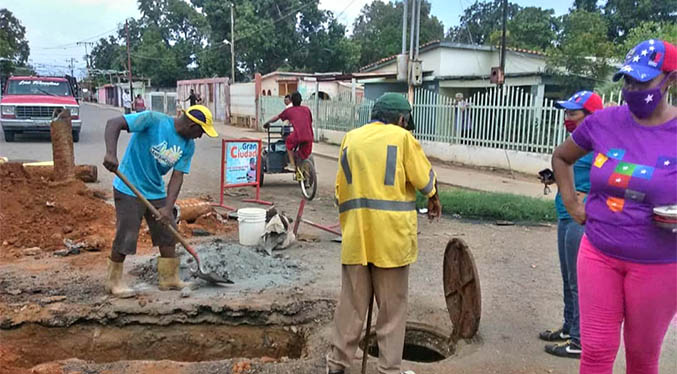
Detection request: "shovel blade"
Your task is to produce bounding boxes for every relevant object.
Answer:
[195,269,233,285]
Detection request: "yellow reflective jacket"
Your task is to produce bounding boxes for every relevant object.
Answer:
[335,121,437,268]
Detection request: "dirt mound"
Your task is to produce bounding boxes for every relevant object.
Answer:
[0,168,119,259]
[0,163,235,261]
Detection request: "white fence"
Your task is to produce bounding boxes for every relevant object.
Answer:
[262,86,630,155]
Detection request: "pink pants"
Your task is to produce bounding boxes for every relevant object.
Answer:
[577,235,676,374]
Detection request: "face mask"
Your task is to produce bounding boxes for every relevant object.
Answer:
[622,75,670,119]
[564,119,578,133]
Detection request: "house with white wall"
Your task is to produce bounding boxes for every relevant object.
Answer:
[359,40,565,104]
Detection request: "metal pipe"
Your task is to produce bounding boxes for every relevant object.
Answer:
[402,0,408,54]
[409,0,416,62]
[500,0,507,85]
[415,0,421,59]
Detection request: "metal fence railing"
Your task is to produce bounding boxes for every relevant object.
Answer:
[260,87,634,155]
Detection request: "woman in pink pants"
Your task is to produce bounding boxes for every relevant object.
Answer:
[552,39,677,374]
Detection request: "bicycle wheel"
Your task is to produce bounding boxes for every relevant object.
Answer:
[298,158,317,201]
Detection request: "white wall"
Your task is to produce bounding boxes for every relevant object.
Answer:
[230,82,256,117]
[367,46,546,79]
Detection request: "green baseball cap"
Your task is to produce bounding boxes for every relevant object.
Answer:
[373,93,415,130]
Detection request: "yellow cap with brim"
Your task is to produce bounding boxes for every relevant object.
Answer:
[185,105,218,137]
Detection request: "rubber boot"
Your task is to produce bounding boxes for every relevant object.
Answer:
[158,257,192,290]
[105,258,136,298]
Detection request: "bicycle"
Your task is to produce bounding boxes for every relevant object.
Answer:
[260,123,317,200]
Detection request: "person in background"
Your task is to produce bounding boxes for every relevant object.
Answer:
[134,94,146,112]
[326,93,441,374]
[122,89,132,114]
[284,94,292,108]
[185,89,197,107]
[455,92,471,142]
[539,90,603,359]
[552,39,676,374]
[262,92,314,173]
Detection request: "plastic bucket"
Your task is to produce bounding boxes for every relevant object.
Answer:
[238,208,266,246]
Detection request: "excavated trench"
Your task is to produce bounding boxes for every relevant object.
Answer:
[0,322,305,369]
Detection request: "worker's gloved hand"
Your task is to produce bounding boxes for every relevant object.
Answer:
[263,122,270,129]
[103,153,119,172]
[156,205,176,227]
[427,193,442,222]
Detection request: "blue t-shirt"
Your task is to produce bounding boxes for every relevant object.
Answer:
[555,152,593,220]
[113,111,195,200]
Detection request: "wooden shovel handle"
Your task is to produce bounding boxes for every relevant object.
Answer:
[113,169,200,261]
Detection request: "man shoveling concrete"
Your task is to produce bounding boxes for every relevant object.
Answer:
[102,105,218,298]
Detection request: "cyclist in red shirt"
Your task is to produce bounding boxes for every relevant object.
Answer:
[263,91,314,171]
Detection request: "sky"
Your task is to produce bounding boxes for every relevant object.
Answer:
[6,0,574,77]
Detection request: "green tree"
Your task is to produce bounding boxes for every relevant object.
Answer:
[0,9,30,76]
[620,21,677,55]
[352,0,444,69]
[488,6,559,51]
[90,36,125,70]
[546,10,615,93]
[195,0,359,77]
[446,0,521,45]
[572,0,598,12]
[602,0,677,43]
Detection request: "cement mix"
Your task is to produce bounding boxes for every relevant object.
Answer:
[132,239,307,291]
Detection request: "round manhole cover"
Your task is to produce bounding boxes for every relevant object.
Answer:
[443,238,481,340]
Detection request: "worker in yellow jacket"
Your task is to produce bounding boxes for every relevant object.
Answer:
[326,93,442,374]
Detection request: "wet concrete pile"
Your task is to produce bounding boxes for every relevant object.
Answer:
[133,238,307,290]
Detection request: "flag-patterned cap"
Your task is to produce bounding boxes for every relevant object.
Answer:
[613,39,677,82]
[555,90,603,112]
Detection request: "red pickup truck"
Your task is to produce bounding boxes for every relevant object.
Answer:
[1,76,82,142]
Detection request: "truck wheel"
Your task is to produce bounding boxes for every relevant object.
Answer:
[72,130,80,143]
[3,131,15,142]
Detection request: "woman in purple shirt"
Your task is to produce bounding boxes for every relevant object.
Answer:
[552,39,676,374]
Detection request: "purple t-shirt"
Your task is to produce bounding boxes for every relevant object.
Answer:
[571,105,677,264]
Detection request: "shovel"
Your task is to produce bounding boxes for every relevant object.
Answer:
[114,169,232,284]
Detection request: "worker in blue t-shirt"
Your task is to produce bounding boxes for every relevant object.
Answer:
[102,105,218,298]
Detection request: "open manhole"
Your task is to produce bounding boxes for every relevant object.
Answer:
[0,323,305,369]
[360,322,454,363]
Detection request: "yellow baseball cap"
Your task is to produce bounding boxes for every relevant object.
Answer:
[185,105,218,137]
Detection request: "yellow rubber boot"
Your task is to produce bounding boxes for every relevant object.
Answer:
[105,259,136,298]
[158,257,192,290]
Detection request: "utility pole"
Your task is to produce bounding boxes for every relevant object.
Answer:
[407,0,416,104]
[499,0,507,88]
[76,41,95,69]
[67,58,75,77]
[230,3,235,83]
[125,20,133,99]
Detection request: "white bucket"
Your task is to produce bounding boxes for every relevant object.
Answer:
[237,208,266,246]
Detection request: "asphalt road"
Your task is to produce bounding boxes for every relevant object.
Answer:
[1,102,339,201]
